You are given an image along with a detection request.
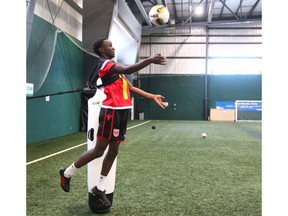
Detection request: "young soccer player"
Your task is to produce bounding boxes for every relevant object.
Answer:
[59,37,167,209]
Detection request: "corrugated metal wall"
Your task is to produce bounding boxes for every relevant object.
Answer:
[138,23,262,75]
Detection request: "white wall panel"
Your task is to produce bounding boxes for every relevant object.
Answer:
[109,18,140,65]
[209,36,261,43]
[139,59,206,74]
[208,58,262,74]
[142,36,206,43]
[141,44,206,57]
[209,44,261,57]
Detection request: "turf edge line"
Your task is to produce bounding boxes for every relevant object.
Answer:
[26,120,151,166]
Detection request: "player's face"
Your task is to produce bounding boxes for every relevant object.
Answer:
[102,40,115,59]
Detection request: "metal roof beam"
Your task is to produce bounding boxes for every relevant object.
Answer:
[135,0,152,26]
[63,0,83,15]
[171,0,180,23]
[207,0,216,23]
[219,0,241,21]
[244,0,261,20]
[235,0,244,17]
[161,0,167,6]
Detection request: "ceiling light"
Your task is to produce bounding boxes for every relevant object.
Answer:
[195,6,203,15]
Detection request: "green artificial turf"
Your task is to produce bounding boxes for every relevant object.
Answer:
[27,120,261,216]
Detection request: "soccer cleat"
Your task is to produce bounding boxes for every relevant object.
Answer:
[89,186,111,212]
[59,167,71,192]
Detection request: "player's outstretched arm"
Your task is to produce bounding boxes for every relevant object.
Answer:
[129,81,166,109]
[110,54,166,75]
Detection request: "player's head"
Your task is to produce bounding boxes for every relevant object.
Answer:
[93,38,115,59]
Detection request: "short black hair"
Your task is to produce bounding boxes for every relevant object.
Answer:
[93,37,107,56]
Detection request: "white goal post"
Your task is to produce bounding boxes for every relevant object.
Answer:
[235,100,262,122]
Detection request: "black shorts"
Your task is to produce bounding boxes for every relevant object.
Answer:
[97,108,129,143]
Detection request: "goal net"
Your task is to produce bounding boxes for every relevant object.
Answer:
[235,100,262,122]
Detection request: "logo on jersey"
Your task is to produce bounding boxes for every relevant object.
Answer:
[113,129,120,137]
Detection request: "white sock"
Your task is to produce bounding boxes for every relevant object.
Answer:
[64,163,78,178]
[97,175,107,191]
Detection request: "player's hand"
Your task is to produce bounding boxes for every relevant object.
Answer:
[153,95,167,109]
[150,54,167,65]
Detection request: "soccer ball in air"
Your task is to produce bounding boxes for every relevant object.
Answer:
[149,5,170,26]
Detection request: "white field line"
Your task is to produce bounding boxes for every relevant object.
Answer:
[26,120,151,165]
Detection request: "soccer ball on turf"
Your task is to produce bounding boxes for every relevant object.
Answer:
[201,133,207,138]
[148,5,170,26]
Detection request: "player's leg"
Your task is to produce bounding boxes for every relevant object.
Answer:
[100,141,120,177]
[93,141,120,191]
[59,139,110,192]
[95,109,128,181]
[59,107,110,192]
[75,139,110,168]
[90,140,120,208]
[89,109,127,206]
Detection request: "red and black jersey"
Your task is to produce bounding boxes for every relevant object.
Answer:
[97,59,132,110]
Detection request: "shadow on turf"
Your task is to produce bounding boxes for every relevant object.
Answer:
[66,204,108,215]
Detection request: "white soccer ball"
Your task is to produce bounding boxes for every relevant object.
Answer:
[148,5,170,26]
[201,133,207,138]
